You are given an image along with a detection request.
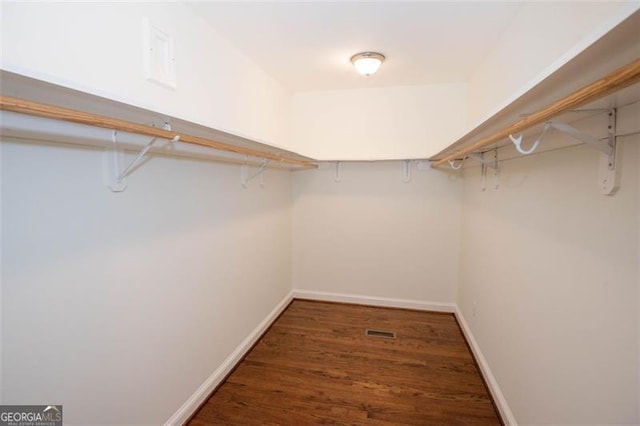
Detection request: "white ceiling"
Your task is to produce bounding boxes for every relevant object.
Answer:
[188,1,523,92]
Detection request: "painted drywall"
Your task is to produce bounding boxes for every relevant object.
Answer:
[467,1,639,128]
[289,84,467,160]
[292,161,461,304]
[633,102,640,423]
[457,110,640,424]
[0,138,292,424]
[0,2,291,151]
[3,2,636,162]
[0,115,3,407]
[285,3,638,161]
[637,125,640,423]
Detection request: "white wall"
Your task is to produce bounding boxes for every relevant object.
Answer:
[287,3,638,161]
[0,2,292,151]
[289,84,467,161]
[3,2,636,162]
[0,139,292,424]
[637,126,640,422]
[292,161,461,304]
[457,111,640,424]
[0,111,3,407]
[467,1,639,128]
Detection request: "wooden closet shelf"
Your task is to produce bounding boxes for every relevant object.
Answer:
[430,58,640,168]
[0,95,317,169]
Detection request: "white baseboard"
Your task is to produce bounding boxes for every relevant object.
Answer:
[164,291,294,426]
[454,307,517,426]
[292,289,456,313]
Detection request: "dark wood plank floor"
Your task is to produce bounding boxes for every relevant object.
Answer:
[189,300,501,425]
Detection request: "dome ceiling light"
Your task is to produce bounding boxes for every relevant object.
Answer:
[350,52,385,76]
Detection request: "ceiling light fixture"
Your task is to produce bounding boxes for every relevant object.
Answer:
[350,52,385,76]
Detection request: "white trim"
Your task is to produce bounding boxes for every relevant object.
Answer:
[164,291,294,426]
[454,307,517,426]
[292,289,456,313]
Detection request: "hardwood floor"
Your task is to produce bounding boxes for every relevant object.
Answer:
[188,300,501,425]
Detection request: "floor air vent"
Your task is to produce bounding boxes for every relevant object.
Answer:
[365,329,396,339]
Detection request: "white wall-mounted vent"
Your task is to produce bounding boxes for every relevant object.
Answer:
[143,18,176,90]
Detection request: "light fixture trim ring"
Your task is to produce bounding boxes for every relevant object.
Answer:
[350,52,386,65]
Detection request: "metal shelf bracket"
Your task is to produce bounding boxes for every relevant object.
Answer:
[402,160,411,183]
[547,111,618,195]
[598,109,619,195]
[468,151,499,192]
[105,129,180,192]
[509,122,550,155]
[241,157,268,188]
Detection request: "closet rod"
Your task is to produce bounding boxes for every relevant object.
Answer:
[0,95,316,168]
[431,58,640,168]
